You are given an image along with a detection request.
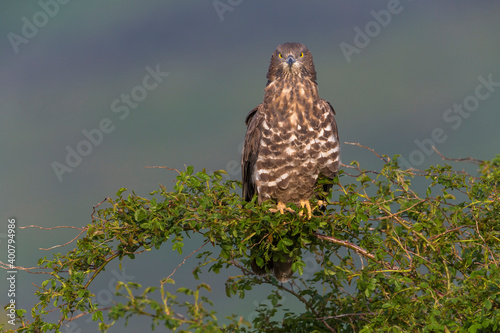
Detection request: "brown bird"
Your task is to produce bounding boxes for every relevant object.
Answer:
[241,42,340,282]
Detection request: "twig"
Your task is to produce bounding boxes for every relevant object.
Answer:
[91,197,111,223]
[40,227,88,251]
[19,223,88,251]
[376,199,426,221]
[275,273,336,332]
[340,163,380,178]
[344,142,390,163]
[428,226,466,241]
[313,232,398,270]
[64,306,112,323]
[0,261,52,274]
[84,252,121,289]
[145,166,181,174]
[20,225,84,230]
[166,241,209,280]
[317,312,373,320]
[231,260,337,333]
[432,146,482,165]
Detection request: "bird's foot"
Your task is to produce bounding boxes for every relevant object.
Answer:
[269,201,295,215]
[298,200,312,219]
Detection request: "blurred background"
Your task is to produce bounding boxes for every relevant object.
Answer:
[1,1,499,331]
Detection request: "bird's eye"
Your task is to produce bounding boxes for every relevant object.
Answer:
[300,53,304,58]
[278,53,283,58]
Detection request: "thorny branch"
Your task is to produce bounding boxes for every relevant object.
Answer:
[313,232,399,270]
[0,261,52,274]
[229,260,337,333]
[166,240,209,280]
[344,141,390,163]
[1,143,493,332]
[432,146,482,165]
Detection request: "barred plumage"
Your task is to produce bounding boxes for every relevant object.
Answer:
[241,42,340,282]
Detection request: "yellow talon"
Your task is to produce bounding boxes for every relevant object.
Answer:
[299,200,312,219]
[269,201,295,215]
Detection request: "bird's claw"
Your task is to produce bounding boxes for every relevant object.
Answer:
[269,201,295,215]
[299,200,312,219]
[269,201,312,219]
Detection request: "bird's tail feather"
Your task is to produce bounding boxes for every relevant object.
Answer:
[250,252,293,283]
[273,254,293,282]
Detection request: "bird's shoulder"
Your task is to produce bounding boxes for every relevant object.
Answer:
[245,104,265,128]
[319,98,336,116]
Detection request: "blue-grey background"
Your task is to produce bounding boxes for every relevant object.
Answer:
[1,1,500,331]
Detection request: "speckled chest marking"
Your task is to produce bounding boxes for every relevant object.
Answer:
[253,77,339,204]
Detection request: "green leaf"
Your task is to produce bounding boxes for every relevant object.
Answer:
[484,299,492,310]
[92,311,104,322]
[172,242,183,254]
[468,323,482,333]
[116,187,127,197]
[255,256,264,267]
[443,193,456,200]
[134,208,147,222]
[357,174,371,184]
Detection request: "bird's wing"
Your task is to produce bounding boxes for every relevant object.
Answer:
[319,98,340,177]
[241,104,264,202]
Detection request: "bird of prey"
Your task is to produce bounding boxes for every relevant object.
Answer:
[241,42,340,281]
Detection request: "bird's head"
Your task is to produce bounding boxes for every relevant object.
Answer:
[266,42,317,84]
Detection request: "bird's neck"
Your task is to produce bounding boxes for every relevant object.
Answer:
[263,77,320,107]
[262,77,321,124]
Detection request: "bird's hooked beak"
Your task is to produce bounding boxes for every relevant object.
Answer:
[286,55,296,67]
